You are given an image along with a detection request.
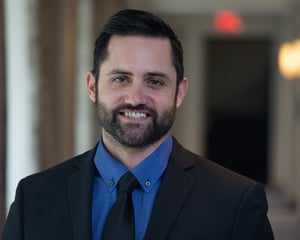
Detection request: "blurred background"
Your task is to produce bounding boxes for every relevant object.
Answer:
[1,0,300,239]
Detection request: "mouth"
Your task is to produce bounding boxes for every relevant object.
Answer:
[118,109,152,122]
[124,111,148,119]
[116,105,154,122]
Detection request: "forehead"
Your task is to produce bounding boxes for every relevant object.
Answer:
[105,35,173,64]
[98,35,176,78]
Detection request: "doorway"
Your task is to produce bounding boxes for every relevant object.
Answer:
[205,38,270,184]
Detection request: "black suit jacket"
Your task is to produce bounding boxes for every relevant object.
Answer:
[2,138,274,240]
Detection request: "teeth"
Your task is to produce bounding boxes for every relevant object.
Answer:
[124,112,147,119]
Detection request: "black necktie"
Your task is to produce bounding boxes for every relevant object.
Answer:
[102,172,138,240]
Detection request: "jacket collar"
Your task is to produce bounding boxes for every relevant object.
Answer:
[66,138,197,240]
[67,146,97,240]
[144,138,196,240]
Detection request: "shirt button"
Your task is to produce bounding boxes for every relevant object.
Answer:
[145,180,151,187]
[108,180,114,187]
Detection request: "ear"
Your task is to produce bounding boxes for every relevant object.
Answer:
[86,71,97,102]
[176,77,188,108]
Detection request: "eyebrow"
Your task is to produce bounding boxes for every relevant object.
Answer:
[145,71,170,81]
[106,69,133,76]
[107,69,170,81]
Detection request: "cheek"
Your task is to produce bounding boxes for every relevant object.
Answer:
[153,94,176,112]
[98,87,123,107]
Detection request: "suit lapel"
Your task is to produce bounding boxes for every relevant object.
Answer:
[144,139,195,240]
[65,140,195,240]
[67,148,97,240]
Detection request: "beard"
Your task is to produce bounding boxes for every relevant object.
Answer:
[95,100,176,148]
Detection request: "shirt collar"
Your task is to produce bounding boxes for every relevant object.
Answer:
[94,135,173,193]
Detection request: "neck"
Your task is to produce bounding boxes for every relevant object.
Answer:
[102,131,168,169]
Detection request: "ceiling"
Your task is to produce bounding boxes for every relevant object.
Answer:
[125,0,296,15]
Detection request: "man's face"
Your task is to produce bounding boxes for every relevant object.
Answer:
[87,35,187,148]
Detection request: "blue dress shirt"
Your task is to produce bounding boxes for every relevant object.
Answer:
[92,135,173,240]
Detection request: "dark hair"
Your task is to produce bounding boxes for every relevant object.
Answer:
[91,9,184,88]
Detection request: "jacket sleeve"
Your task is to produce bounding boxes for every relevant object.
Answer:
[2,180,25,240]
[231,182,274,240]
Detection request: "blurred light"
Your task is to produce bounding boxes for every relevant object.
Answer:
[278,39,300,79]
[214,11,242,34]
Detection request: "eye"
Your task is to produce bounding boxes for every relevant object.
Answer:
[113,76,128,84]
[148,79,164,88]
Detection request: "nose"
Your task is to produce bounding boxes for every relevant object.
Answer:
[124,82,148,106]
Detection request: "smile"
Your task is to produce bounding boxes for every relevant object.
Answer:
[124,112,147,119]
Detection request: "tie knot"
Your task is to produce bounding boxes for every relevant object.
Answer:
[118,172,138,193]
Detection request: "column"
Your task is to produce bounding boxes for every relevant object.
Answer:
[75,0,95,154]
[4,0,38,210]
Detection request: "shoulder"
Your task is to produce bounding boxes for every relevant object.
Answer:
[19,146,97,190]
[162,138,273,239]
[171,137,262,195]
[170,137,269,217]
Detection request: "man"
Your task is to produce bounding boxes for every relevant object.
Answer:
[2,9,274,240]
